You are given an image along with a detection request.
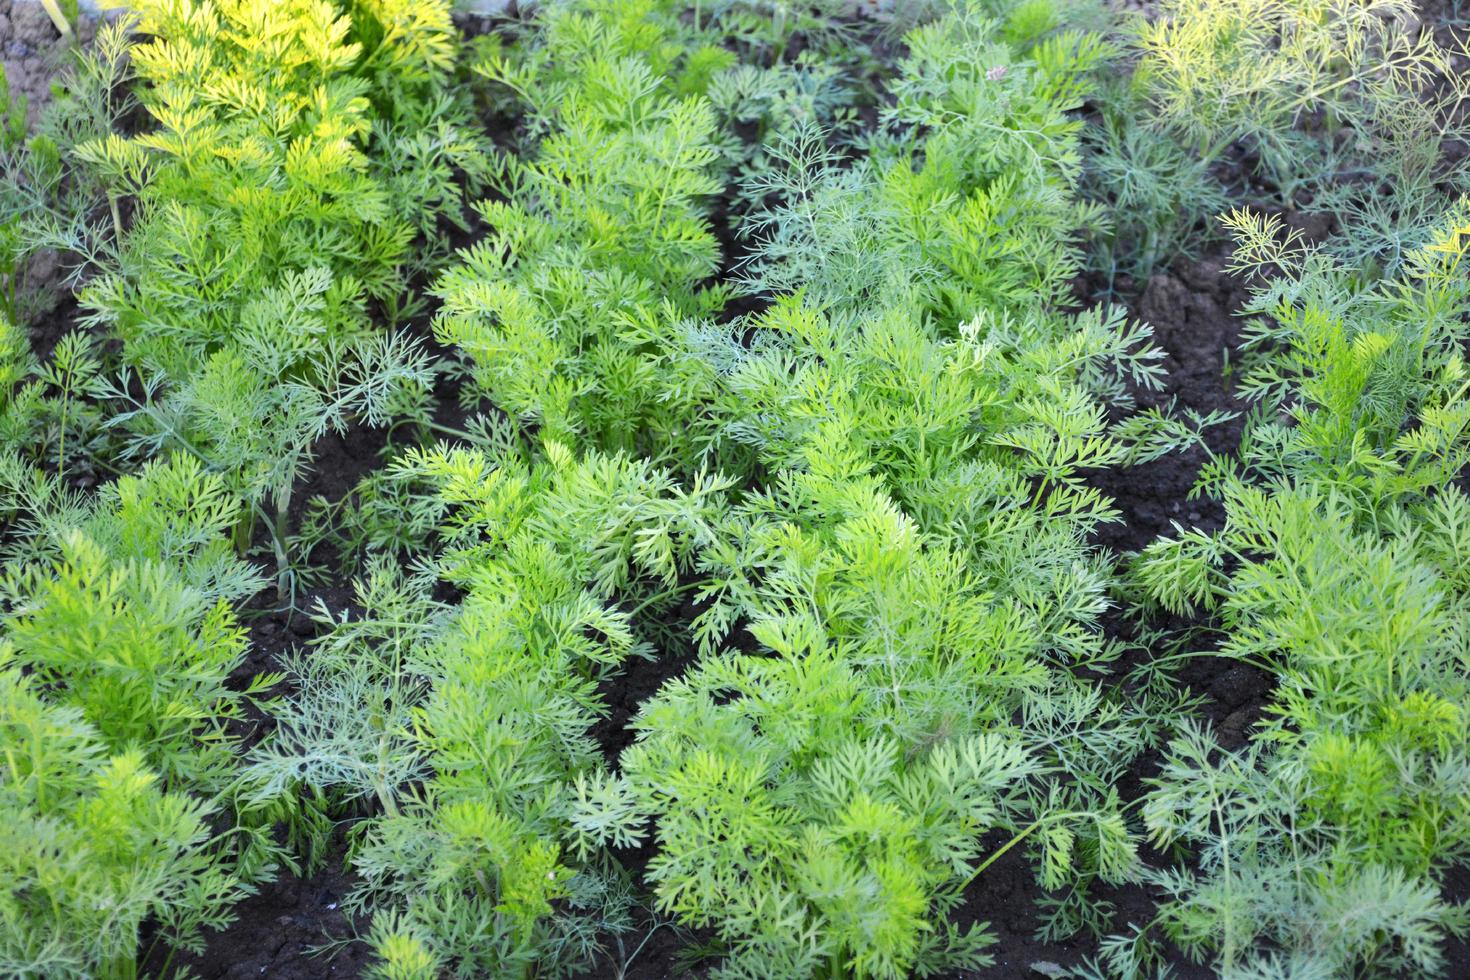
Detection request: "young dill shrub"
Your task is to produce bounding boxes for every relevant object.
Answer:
[1097,0,1470,278]
[1081,100,1230,285]
[1127,209,1470,975]
[434,0,733,467]
[710,1,1224,664]
[0,664,249,980]
[565,3,1210,960]
[738,0,1110,320]
[250,440,731,976]
[0,453,270,792]
[0,320,109,480]
[577,471,1144,978]
[704,53,866,219]
[70,0,477,594]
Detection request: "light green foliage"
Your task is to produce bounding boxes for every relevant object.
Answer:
[436,0,731,463]
[13,0,1467,974]
[1133,0,1441,185]
[599,488,1145,976]
[97,269,433,595]
[256,441,731,975]
[0,455,273,977]
[0,454,268,791]
[548,2,1203,970]
[739,1,1109,318]
[73,0,477,592]
[1128,210,1470,975]
[715,297,1224,553]
[616,684,1035,978]
[81,0,471,359]
[0,667,246,980]
[1203,206,1470,503]
[1097,0,1470,279]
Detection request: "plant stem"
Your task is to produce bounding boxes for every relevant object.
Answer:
[39,0,76,46]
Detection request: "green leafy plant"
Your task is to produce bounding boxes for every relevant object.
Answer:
[253,439,732,976]
[738,2,1111,319]
[1093,0,1470,279]
[0,454,278,978]
[436,0,733,465]
[593,491,1144,978]
[0,453,269,791]
[1126,207,1470,976]
[72,0,479,597]
[0,665,247,980]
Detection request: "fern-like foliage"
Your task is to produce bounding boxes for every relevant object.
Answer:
[1094,0,1470,278]
[0,453,269,791]
[558,3,1210,969]
[0,453,279,977]
[738,1,1109,319]
[252,440,732,976]
[434,0,733,465]
[1129,207,1470,975]
[596,480,1145,977]
[0,666,248,980]
[68,0,479,594]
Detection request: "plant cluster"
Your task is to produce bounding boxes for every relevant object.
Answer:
[2,0,1468,977]
[1093,206,1470,978]
[0,453,275,978]
[1088,0,1470,281]
[68,0,488,596]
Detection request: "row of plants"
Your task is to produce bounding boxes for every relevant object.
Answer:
[1,0,1467,977]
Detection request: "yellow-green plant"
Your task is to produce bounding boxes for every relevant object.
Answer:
[74,0,481,596]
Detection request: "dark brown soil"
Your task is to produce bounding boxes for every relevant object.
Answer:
[1086,254,1250,553]
[0,1,104,125]
[150,860,369,980]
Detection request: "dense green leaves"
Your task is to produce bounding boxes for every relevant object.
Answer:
[2,0,1468,976]
[1128,209,1470,977]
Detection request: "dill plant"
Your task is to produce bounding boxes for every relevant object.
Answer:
[434,0,736,467]
[1118,208,1470,977]
[251,440,733,977]
[1089,0,1470,280]
[70,0,484,597]
[562,2,1216,973]
[0,454,277,977]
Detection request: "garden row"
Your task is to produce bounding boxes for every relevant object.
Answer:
[1,1,1467,978]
